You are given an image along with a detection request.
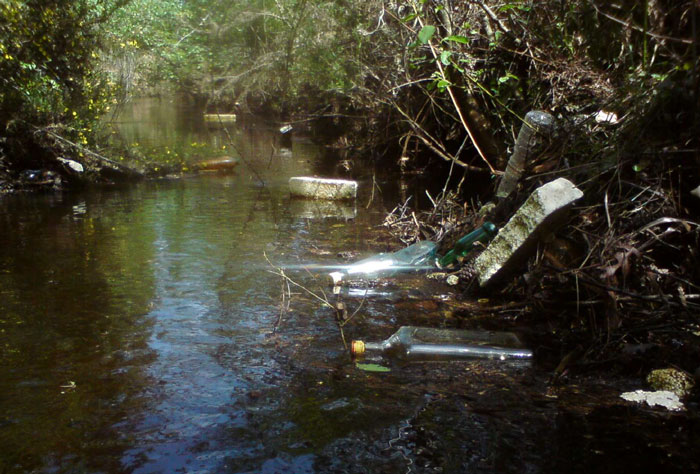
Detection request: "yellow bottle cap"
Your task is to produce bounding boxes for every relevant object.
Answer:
[351,340,365,357]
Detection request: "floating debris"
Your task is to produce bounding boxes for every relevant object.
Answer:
[57,157,84,173]
[203,113,236,123]
[351,326,532,363]
[328,240,438,285]
[595,110,620,124]
[195,156,239,172]
[620,390,684,411]
[289,176,358,200]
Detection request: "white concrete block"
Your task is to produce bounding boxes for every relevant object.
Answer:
[289,177,357,200]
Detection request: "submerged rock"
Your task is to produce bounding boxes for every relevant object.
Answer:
[475,177,584,286]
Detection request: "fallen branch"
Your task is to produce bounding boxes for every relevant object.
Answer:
[392,101,496,174]
[264,252,353,347]
[36,126,144,179]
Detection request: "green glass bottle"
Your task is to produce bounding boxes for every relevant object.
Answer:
[438,222,497,268]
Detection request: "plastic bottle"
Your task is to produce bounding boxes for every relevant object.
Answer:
[437,222,497,268]
[496,110,555,199]
[351,326,532,362]
[329,240,438,285]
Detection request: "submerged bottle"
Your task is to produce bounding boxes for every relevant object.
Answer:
[351,326,532,362]
[437,222,497,268]
[329,240,438,285]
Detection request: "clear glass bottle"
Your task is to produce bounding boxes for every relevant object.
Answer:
[351,326,532,362]
[437,222,497,268]
[329,240,438,284]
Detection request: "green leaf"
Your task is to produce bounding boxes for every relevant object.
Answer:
[498,73,519,83]
[356,362,391,373]
[440,50,452,65]
[437,79,451,92]
[418,25,436,44]
[633,160,650,172]
[498,3,529,12]
[443,35,469,44]
[401,13,417,23]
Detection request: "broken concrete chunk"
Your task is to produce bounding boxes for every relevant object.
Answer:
[620,390,684,411]
[475,177,583,286]
[690,185,700,200]
[289,177,357,200]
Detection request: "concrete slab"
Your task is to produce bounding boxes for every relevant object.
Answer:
[475,177,583,286]
[289,176,357,200]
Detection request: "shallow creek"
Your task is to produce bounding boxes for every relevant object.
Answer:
[0,98,697,473]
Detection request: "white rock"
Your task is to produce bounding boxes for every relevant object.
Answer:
[57,157,84,173]
[595,110,619,124]
[620,390,685,411]
[289,177,357,200]
[475,178,583,286]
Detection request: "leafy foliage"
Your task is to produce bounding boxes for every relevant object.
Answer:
[0,0,128,173]
[104,0,376,114]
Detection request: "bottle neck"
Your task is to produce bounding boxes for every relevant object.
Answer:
[437,222,496,267]
[362,342,384,353]
[351,340,387,359]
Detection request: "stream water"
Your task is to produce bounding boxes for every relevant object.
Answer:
[1,98,698,473]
